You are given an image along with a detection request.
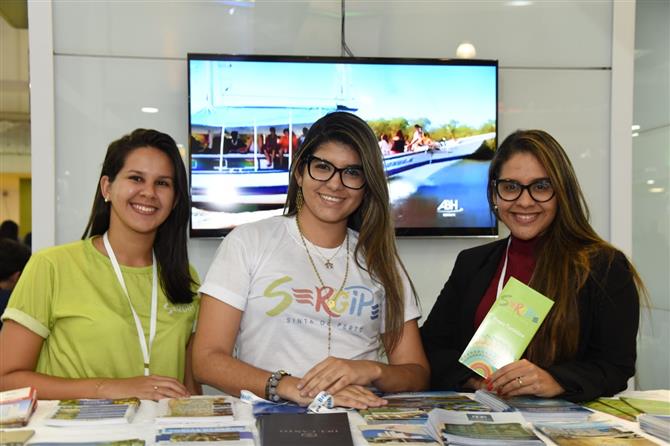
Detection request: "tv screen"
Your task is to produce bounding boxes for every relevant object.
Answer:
[188,54,498,237]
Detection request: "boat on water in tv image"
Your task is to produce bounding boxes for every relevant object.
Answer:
[188,54,499,237]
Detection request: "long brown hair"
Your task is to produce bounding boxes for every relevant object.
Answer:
[284,112,415,352]
[82,129,196,304]
[488,130,645,366]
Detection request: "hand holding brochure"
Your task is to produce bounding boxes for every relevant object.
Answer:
[459,277,554,378]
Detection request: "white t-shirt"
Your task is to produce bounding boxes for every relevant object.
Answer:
[378,139,391,155]
[200,215,420,378]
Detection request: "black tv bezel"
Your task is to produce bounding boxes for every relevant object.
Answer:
[187,53,499,238]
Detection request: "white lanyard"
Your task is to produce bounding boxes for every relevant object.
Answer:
[496,237,512,299]
[103,232,157,376]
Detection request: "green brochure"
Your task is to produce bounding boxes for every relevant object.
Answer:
[459,277,554,378]
[621,397,670,416]
[584,397,642,421]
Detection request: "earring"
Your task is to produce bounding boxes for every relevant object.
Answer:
[296,188,303,213]
[104,196,110,203]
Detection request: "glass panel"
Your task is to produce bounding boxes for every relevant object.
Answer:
[633,0,670,390]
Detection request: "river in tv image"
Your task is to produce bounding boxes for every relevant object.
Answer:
[191,154,494,232]
[389,158,493,228]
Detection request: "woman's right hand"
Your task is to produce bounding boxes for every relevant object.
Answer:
[97,375,190,401]
[278,376,386,409]
[332,385,387,410]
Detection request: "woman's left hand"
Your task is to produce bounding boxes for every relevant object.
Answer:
[297,357,381,398]
[487,359,564,398]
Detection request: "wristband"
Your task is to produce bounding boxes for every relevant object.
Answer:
[307,391,334,413]
[265,370,290,402]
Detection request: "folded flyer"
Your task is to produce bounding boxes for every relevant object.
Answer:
[45,398,140,426]
[459,277,554,378]
[156,396,235,424]
[155,426,254,445]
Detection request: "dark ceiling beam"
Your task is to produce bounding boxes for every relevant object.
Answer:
[0,1,28,29]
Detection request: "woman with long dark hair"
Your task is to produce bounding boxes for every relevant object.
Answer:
[421,129,644,402]
[194,112,429,408]
[0,129,200,400]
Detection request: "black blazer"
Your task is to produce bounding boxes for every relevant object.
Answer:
[420,238,640,402]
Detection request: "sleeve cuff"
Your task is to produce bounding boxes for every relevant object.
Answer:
[1,308,50,338]
[404,304,421,323]
[198,283,247,312]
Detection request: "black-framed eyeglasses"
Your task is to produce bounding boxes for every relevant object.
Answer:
[306,155,366,190]
[494,179,555,202]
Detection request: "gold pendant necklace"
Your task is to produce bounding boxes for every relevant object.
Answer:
[296,215,349,357]
[313,240,344,269]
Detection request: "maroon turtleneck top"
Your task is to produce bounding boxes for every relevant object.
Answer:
[474,236,539,329]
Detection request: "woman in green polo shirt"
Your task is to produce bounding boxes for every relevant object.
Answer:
[0,129,200,400]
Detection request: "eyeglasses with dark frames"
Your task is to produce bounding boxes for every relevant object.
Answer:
[306,155,366,190]
[494,178,555,202]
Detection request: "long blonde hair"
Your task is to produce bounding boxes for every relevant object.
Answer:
[284,112,415,352]
[488,130,645,366]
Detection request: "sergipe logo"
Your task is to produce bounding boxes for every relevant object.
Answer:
[437,198,464,217]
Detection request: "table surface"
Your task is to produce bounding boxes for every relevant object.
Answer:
[6,390,669,445]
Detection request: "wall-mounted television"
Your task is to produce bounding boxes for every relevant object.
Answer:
[188,53,498,237]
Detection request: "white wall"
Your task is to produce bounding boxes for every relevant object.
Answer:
[29,0,662,385]
[43,0,616,303]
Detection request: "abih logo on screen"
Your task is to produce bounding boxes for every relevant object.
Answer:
[437,199,464,217]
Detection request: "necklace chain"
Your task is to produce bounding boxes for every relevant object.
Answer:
[296,215,349,357]
[312,240,345,269]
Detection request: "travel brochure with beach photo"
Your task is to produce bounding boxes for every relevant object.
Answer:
[45,398,140,426]
[156,396,235,424]
[360,391,491,424]
[534,420,659,446]
[426,409,543,445]
[155,426,254,445]
[358,423,439,445]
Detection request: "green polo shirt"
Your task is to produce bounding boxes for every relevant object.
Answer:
[2,238,199,382]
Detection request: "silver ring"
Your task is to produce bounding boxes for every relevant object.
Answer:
[516,376,523,387]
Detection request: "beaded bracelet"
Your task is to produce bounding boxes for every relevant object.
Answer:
[265,369,290,402]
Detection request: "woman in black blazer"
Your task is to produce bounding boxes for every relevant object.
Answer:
[420,130,645,403]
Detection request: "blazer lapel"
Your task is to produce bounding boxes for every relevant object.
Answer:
[462,238,510,328]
